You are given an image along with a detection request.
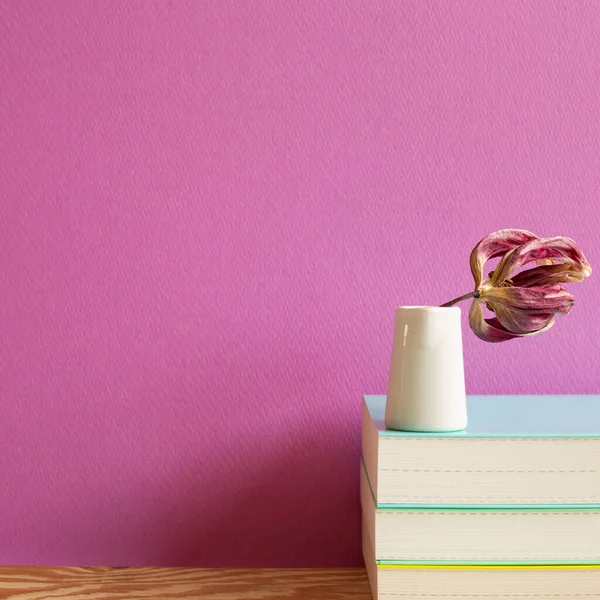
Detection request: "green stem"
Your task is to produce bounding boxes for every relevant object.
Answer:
[440,290,480,307]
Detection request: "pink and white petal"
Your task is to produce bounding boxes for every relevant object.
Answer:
[555,301,574,315]
[482,284,575,314]
[490,303,556,334]
[469,301,523,342]
[486,314,555,338]
[469,301,555,343]
[510,263,585,288]
[490,236,592,286]
[469,229,539,288]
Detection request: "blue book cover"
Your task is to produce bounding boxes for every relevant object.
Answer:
[365,394,600,438]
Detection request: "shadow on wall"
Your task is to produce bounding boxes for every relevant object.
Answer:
[149,431,361,567]
[88,342,366,568]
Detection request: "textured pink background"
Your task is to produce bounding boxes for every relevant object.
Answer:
[1,0,599,567]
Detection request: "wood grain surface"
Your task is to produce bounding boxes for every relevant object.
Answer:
[0,567,372,600]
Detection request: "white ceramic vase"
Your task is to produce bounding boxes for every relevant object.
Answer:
[384,306,468,432]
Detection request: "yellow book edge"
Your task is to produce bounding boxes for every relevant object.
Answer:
[378,564,600,570]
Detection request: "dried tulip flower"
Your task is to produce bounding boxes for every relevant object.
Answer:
[441,229,592,342]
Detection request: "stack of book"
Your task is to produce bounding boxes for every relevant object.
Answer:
[360,393,600,599]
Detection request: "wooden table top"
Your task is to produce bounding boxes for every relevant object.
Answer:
[0,567,372,599]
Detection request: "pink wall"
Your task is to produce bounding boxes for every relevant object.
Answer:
[1,0,599,567]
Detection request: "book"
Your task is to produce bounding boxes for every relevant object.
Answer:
[361,459,600,564]
[362,394,600,507]
[362,518,600,599]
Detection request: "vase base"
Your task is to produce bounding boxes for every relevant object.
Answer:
[385,422,468,433]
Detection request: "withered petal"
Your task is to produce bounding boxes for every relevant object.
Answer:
[490,303,556,334]
[469,229,539,288]
[468,300,537,342]
[510,263,585,288]
[490,236,592,287]
[482,284,575,314]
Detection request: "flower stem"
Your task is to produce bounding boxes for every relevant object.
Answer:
[440,290,480,307]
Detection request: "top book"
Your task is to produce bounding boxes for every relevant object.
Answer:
[362,394,600,508]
